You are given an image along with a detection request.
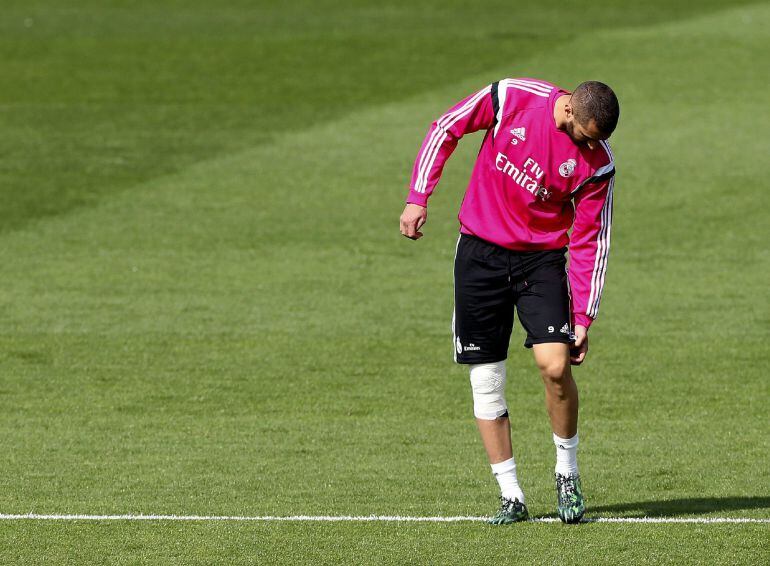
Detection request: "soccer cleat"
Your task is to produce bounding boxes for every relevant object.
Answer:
[555,472,585,524]
[487,496,529,525]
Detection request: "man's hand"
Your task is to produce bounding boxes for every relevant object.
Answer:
[570,325,589,365]
[400,203,427,240]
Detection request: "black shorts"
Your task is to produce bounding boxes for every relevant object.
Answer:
[452,234,575,364]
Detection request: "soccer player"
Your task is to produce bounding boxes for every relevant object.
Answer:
[399,78,619,524]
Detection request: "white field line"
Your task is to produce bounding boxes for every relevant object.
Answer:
[0,514,768,524]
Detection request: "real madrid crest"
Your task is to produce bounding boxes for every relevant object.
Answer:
[559,158,576,178]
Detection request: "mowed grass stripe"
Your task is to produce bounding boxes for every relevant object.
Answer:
[0,0,757,234]
[0,0,570,234]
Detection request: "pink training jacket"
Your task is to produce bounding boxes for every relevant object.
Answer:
[407,78,615,329]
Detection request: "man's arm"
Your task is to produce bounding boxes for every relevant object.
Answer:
[400,84,496,239]
[567,171,615,363]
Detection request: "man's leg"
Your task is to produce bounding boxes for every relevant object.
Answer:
[531,343,577,439]
[475,415,512,463]
[513,251,580,471]
[478,416,528,524]
[469,361,522,496]
[469,361,528,523]
[513,248,585,524]
[532,342,585,523]
[453,235,525,522]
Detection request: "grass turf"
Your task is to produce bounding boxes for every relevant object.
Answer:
[1,523,768,564]
[0,1,768,563]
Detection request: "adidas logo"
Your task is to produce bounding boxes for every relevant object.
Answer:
[560,323,570,334]
[510,127,526,145]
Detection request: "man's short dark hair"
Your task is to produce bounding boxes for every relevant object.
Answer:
[572,81,619,137]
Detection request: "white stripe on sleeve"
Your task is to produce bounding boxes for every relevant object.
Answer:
[414,87,488,193]
[586,176,614,318]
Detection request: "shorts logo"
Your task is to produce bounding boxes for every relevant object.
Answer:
[559,159,577,178]
[464,342,481,352]
[455,337,463,355]
[560,323,570,334]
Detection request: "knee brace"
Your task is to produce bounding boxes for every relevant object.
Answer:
[469,361,508,420]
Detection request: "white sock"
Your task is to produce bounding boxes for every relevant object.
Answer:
[490,457,525,503]
[553,432,579,476]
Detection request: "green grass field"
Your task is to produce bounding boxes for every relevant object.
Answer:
[0,1,768,563]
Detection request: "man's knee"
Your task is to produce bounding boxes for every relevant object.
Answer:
[537,357,571,386]
[469,361,508,420]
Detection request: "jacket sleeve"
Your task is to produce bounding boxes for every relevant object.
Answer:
[568,173,615,329]
[406,85,496,207]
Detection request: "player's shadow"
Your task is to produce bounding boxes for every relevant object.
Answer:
[588,496,770,517]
